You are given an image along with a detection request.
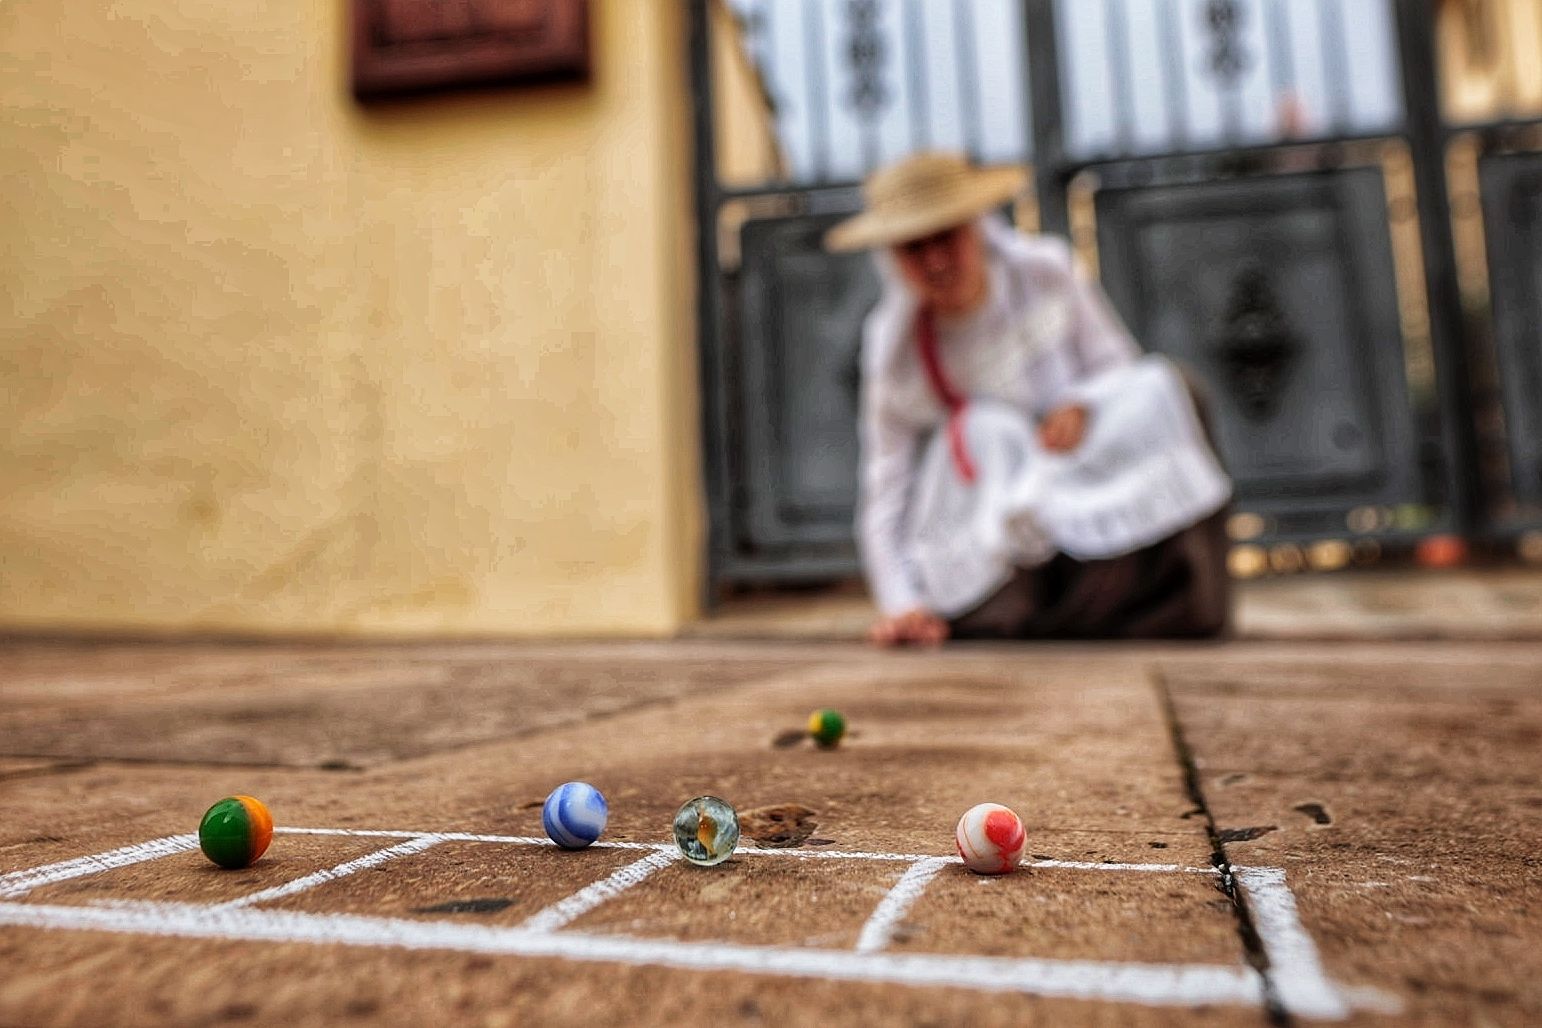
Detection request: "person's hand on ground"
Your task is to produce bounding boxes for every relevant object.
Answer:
[1037,404,1088,452]
[868,608,950,647]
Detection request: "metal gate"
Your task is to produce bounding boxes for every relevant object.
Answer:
[689,0,1542,594]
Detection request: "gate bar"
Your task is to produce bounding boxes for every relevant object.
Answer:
[1025,0,1069,236]
[1392,0,1480,533]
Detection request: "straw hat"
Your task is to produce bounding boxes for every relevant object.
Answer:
[824,151,1027,252]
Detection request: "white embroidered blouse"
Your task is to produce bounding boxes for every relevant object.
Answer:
[856,225,1143,616]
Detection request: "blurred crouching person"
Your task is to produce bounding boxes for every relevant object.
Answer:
[824,152,1234,647]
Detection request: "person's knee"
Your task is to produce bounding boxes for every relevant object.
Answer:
[961,398,1028,438]
[1188,590,1232,638]
[957,400,1034,463]
[1186,555,1234,638]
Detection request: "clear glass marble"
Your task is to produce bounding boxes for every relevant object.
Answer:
[672,795,739,866]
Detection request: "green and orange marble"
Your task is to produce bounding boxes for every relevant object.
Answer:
[198,795,273,869]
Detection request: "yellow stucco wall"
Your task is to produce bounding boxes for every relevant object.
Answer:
[0,1,701,636]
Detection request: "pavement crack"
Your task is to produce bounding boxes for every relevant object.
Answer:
[1154,670,1291,1027]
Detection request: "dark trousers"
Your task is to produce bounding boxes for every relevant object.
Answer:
[947,506,1232,640]
[947,370,1232,641]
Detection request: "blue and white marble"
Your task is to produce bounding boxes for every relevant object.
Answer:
[542,782,608,850]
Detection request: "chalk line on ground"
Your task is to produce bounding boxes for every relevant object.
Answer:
[855,856,949,954]
[521,849,681,933]
[274,828,660,849]
[0,835,199,898]
[1,830,1367,1019]
[1235,866,1362,1020]
[0,899,1267,1010]
[274,827,1216,872]
[213,836,444,910]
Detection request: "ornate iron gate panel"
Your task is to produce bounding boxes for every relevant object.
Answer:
[1466,130,1542,531]
[1090,159,1433,538]
[735,211,877,557]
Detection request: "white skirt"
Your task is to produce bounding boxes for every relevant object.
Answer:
[902,355,1233,618]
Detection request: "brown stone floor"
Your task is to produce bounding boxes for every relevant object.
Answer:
[1,638,1539,1025]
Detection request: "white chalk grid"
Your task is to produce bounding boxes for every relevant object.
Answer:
[0,826,1362,1020]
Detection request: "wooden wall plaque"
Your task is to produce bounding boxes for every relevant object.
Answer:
[351,0,590,100]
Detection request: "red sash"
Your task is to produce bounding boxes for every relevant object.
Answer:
[915,306,977,484]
